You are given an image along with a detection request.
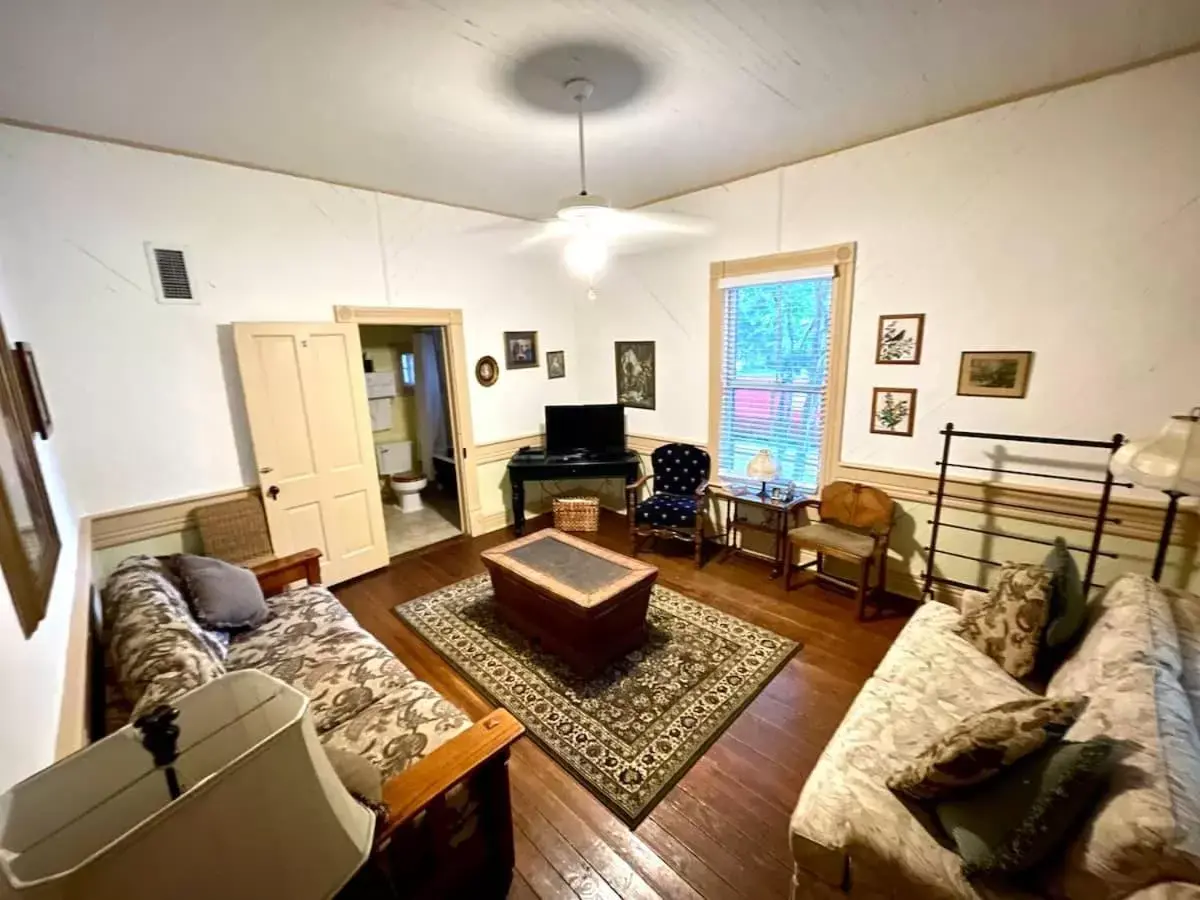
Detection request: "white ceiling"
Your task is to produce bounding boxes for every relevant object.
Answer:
[1,1,1199,220]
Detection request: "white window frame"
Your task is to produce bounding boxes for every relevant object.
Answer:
[708,243,855,493]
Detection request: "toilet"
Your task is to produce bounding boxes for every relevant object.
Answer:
[376,440,427,514]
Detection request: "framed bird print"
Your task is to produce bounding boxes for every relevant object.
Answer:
[875,314,924,365]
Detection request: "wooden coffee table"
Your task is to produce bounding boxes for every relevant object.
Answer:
[481,529,658,677]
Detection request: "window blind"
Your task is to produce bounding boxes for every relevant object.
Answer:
[718,271,834,493]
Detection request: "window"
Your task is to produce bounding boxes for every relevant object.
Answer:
[709,246,852,494]
[400,351,416,387]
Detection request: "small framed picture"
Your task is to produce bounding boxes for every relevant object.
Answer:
[546,350,565,379]
[957,351,1033,398]
[475,355,499,387]
[871,387,916,437]
[504,331,538,370]
[875,314,924,364]
[769,482,795,502]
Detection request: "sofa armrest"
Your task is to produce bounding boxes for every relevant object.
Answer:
[378,708,524,839]
[251,549,322,597]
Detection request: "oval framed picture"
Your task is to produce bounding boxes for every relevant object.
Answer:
[475,355,499,387]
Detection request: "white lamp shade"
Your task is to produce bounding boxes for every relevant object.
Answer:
[746,449,778,482]
[1111,412,1200,495]
[0,671,372,900]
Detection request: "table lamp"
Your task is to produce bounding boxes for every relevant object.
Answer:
[0,671,373,900]
[747,449,778,497]
[1110,406,1200,581]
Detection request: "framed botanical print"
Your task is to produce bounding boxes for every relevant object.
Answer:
[957,351,1034,398]
[870,387,916,437]
[875,314,924,364]
[0,317,61,637]
[504,331,538,370]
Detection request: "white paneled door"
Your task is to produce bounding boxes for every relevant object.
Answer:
[233,322,388,585]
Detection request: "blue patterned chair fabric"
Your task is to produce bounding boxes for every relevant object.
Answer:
[628,443,710,567]
[634,443,710,527]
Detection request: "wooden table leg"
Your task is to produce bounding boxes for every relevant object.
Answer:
[769,507,784,579]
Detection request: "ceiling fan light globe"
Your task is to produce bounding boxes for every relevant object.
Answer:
[563,234,608,280]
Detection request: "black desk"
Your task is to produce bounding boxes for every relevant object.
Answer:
[507,450,641,535]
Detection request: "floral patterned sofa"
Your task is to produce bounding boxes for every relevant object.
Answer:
[789,574,1200,900]
[103,550,523,898]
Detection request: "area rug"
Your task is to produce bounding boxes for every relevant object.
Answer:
[395,573,798,825]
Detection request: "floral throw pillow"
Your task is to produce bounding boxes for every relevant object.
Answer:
[887,696,1088,800]
[954,563,1053,678]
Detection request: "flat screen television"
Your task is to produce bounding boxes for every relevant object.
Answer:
[545,404,625,457]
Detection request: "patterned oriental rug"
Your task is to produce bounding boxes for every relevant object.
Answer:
[395,574,799,825]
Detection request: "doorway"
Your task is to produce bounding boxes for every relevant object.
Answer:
[360,323,461,557]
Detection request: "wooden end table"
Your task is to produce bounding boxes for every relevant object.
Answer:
[708,484,811,578]
[481,529,658,677]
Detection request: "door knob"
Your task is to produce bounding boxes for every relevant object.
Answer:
[266,485,280,501]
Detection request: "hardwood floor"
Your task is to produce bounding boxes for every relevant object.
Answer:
[335,511,912,900]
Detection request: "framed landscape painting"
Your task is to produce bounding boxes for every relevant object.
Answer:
[957,351,1033,398]
[870,387,916,437]
[875,314,924,364]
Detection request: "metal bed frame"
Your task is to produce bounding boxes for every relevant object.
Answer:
[921,423,1128,600]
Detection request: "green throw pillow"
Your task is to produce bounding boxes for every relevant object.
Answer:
[935,739,1116,878]
[1042,538,1086,649]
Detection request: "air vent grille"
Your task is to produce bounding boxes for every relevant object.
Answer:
[144,243,198,304]
[154,248,192,299]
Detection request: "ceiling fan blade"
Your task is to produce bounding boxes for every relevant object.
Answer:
[464,217,572,253]
[606,209,715,238]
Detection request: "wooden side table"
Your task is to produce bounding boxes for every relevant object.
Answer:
[708,484,811,578]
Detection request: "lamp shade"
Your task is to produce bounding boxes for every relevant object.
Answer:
[1110,408,1200,495]
[0,671,372,900]
[746,449,778,482]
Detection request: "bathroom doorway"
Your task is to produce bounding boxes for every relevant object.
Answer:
[360,323,462,557]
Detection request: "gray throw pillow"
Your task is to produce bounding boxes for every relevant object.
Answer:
[177,554,269,630]
[935,739,1117,878]
[1042,538,1086,648]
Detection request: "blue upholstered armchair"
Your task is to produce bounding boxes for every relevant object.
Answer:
[624,443,711,567]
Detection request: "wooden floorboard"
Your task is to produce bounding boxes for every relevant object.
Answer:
[336,511,908,900]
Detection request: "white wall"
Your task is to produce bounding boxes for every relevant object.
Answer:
[0,253,80,792]
[576,52,1200,484]
[0,126,579,516]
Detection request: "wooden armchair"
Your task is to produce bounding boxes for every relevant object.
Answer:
[251,551,524,899]
[784,482,894,619]
[625,442,711,568]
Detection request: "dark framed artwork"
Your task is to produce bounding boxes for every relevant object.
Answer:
[546,350,565,379]
[614,341,655,410]
[875,314,925,364]
[14,343,52,439]
[870,387,916,437]
[504,331,538,370]
[957,351,1034,398]
[475,355,499,387]
[0,318,61,637]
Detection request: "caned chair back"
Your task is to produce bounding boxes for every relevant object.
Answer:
[650,443,710,496]
[818,482,893,536]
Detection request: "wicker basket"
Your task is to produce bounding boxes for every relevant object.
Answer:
[552,495,600,533]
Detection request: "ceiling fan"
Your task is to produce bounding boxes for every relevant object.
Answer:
[497,78,712,285]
